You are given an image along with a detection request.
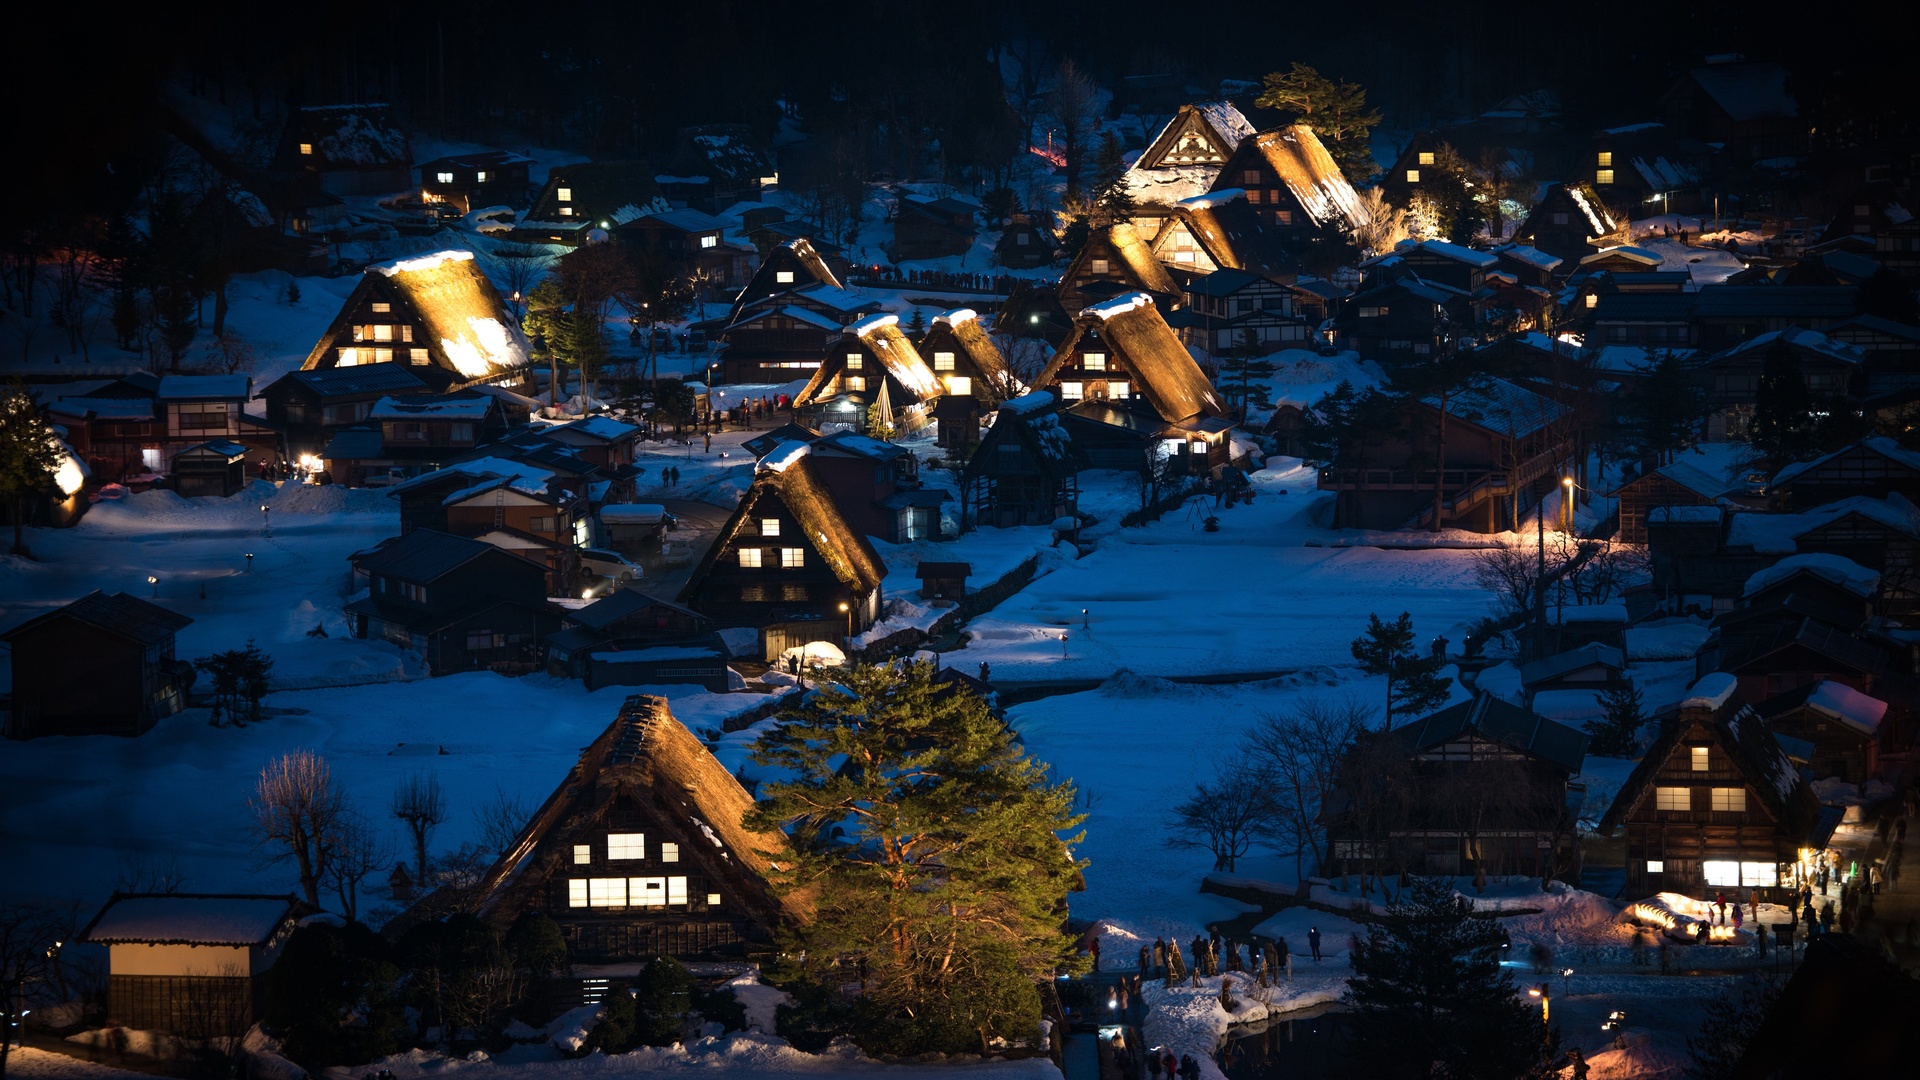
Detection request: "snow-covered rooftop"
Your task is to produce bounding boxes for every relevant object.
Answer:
[759,441,812,474]
[930,308,977,328]
[1743,553,1879,599]
[369,396,492,420]
[84,894,297,946]
[846,312,899,336]
[374,249,474,277]
[1680,672,1739,711]
[1805,679,1886,735]
[1579,245,1662,267]
[1774,436,1920,488]
[1083,291,1153,321]
[1001,390,1056,416]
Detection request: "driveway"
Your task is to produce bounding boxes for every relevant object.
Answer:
[633,497,733,599]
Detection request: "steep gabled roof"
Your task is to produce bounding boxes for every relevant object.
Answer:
[1774,435,1920,489]
[569,588,708,631]
[302,251,531,381]
[1242,125,1369,232]
[1156,191,1283,272]
[1602,681,1816,834]
[1518,643,1626,689]
[924,308,1014,399]
[288,104,409,170]
[353,528,517,583]
[963,391,1087,482]
[1065,223,1180,300]
[81,893,301,947]
[271,363,435,398]
[1038,292,1224,424]
[1708,325,1865,368]
[1,591,192,646]
[1422,378,1568,440]
[525,160,667,226]
[1683,61,1797,123]
[472,695,809,934]
[680,450,887,600]
[793,314,942,409]
[1393,693,1589,774]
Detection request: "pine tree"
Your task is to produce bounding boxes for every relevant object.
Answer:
[1585,681,1644,757]
[0,382,61,557]
[1626,349,1707,466]
[1087,131,1136,228]
[748,662,1086,1055]
[1345,877,1558,1080]
[1254,63,1384,186]
[1748,340,1818,468]
[1350,612,1452,727]
[1684,975,1781,1080]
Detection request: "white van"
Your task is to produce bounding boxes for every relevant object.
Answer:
[579,548,643,582]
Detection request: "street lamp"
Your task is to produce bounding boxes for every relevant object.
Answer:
[1082,607,1089,630]
[707,362,720,389]
[1561,967,1573,998]
[244,553,254,574]
[1560,476,1574,532]
[147,575,158,598]
[838,601,852,659]
[260,503,272,538]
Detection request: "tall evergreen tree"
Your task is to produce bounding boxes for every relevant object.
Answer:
[1345,877,1558,1080]
[1626,349,1708,466]
[1747,340,1818,467]
[1585,681,1645,757]
[748,663,1085,1055]
[1086,131,1136,229]
[1350,612,1452,727]
[1254,63,1384,186]
[0,382,60,557]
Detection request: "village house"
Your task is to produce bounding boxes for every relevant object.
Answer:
[1586,123,1710,216]
[1612,459,1735,545]
[995,280,1073,346]
[1697,326,1866,439]
[170,441,249,498]
[439,472,587,596]
[961,391,1086,529]
[1342,276,1474,367]
[1320,378,1576,531]
[1057,222,1181,314]
[545,589,717,682]
[300,250,534,390]
[792,314,944,436]
[1656,59,1804,165]
[321,392,511,487]
[388,457,557,536]
[1324,694,1589,880]
[1588,292,1697,350]
[416,150,533,212]
[1691,286,1859,354]
[716,239,882,383]
[612,208,752,289]
[155,375,278,475]
[677,443,887,662]
[1771,436,1920,510]
[1756,678,1890,786]
[1121,101,1256,239]
[660,125,775,213]
[79,893,303,1036]
[278,104,412,196]
[1515,184,1616,266]
[1519,643,1627,709]
[2,592,194,740]
[259,363,453,466]
[1825,314,1920,368]
[1147,190,1286,283]
[994,212,1055,269]
[1206,124,1369,243]
[802,429,947,543]
[1695,554,1891,702]
[1600,673,1824,900]
[889,194,977,261]
[514,161,670,246]
[469,695,807,962]
[529,415,641,470]
[1177,268,1315,356]
[918,308,1015,448]
[44,384,163,484]
[345,529,559,675]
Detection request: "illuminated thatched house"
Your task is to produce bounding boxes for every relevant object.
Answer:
[792,314,944,435]
[1146,190,1286,281]
[1208,124,1369,241]
[1121,101,1256,240]
[472,695,807,961]
[678,442,887,661]
[1057,222,1181,313]
[918,308,1016,448]
[301,251,533,390]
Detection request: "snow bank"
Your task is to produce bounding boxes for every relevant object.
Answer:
[341,1032,1060,1079]
[759,442,812,473]
[1678,672,1738,711]
[1623,621,1709,662]
[1141,976,1342,1080]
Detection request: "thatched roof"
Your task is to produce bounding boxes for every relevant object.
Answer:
[301,251,530,381]
[962,392,1086,481]
[1037,292,1224,423]
[1062,222,1179,303]
[926,308,1015,400]
[472,695,811,933]
[793,314,942,408]
[1155,191,1285,273]
[1245,125,1368,233]
[681,446,888,599]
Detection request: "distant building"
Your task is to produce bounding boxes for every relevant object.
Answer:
[260,363,453,465]
[320,393,513,487]
[416,150,533,212]
[1657,60,1803,164]
[961,391,1086,528]
[279,104,412,196]
[1057,222,1181,314]
[1121,101,1256,239]
[301,251,534,390]
[994,212,1055,269]
[792,314,945,436]
[1207,124,1369,241]
[1586,123,1709,215]
[890,194,977,261]
[515,161,669,246]
[612,208,752,288]
[716,239,881,383]
[1612,460,1734,545]
[80,893,302,1035]
[1514,184,1616,266]
[918,308,1015,447]
[3,592,194,739]
[345,530,558,675]
[661,125,775,213]
[545,589,717,684]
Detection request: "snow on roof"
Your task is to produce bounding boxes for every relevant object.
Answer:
[1681,672,1740,711]
[1177,188,1245,210]
[444,472,551,505]
[1713,326,1865,367]
[1624,621,1711,661]
[1249,125,1369,233]
[369,396,491,420]
[1632,155,1699,191]
[1743,552,1879,599]
[1413,240,1499,268]
[1579,246,1662,267]
[1001,390,1057,416]
[1728,494,1920,554]
[375,249,474,277]
[1195,100,1256,146]
[1603,122,1663,135]
[759,441,812,473]
[50,397,154,420]
[1566,185,1614,236]
[553,415,639,441]
[388,457,552,497]
[157,375,250,401]
[1494,244,1564,272]
[1688,62,1797,123]
[1805,679,1887,735]
[931,308,977,328]
[369,250,531,378]
[1774,436,1920,488]
[1656,460,1732,498]
[846,312,899,336]
[84,894,297,946]
[1083,291,1154,321]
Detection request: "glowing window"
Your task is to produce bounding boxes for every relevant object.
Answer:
[1060,381,1084,400]
[1703,860,1739,886]
[669,877,688,905]
[1585,294,1598,309]
[780,548,805,568]
[557,187,572,201]
[1597,152,1613,167]
[436,171,454,184]
[410,348,429,364]
[1711,787,1745,812]
[760,518,781,537]
[373,324,394,342]
[846,354,863,369]
[568,880,588,907]
[607,833,645,860]
[1740,861,1778,886]
[573,845,591,864]
[660,842,679,862]
[1089,258,1110,274]
[1691,747,1710,771]
[338,347,361,366]
[1646,860,1664,874]
[737,548,763,568]
[933,351,956,371]
[1190,440,1207,454]
[846,376,866,391]
[476,171,488,182]
[1405,169,1421,183]
[1081,352,1106,371]
[700,235,718,248]
[707,893,722,906]
[299,143,313,155]
[588,878,625,906]
[629,877,667,907]
[1418,152,1435,166]
[946,376,972,395]
[775,270,795,283]
[371,302,391,313]
[1655,787,1690,812]
[1596,169,1615,185]
[1107,381,1129,399]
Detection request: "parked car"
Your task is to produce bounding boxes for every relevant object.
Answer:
[579,548,643,582]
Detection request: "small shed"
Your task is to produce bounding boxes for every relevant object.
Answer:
[1518,642,1627,707]
[171,441,249,498]
[80,893,303,1036]
[599,504,674,552]
[584,636,733,693]
[916,561,972,600]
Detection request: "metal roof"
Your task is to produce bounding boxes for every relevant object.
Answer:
[571,588,704,630]
[351,529,499,583]
[1396,693,1590,774]
[278,363,432,397]
[1,591,193,646]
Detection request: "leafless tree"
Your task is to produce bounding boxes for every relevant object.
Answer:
[251,750,348,908]
[1471,543,1556,619]
[476,786,531,857]
[113,854,187,895]
[1244,698,1373,878]
[391,772,449,883]
[1165,762,1271,872]
[204,330,257,375]
[990,334,1051,390]
[1045,60,1102,201]
[0,904,64,1080]
[1433,754,1534,887]
[491,244,547,322]
[1348,188,1405,257]
[327,813,390,923]
[1335,730,1415,897]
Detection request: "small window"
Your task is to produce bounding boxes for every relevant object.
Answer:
[476,170,488,182]
[1585,293,1598,309]
[436,171,454,184]
[1646,860,1664,874]
[1081,352,1106,371]
[1015,231,1030,245]
[1242,169,1260,184]
[1552,212,1569,225]
[707,893,722,906]
[780,547,805,568]
[932,351,956,371]
[700,234,718,249]
[660,842,679,862]
[1190,439,1207,454]
[607,833,645,860]
[1597,151,1613,167]
[1655,786,1690,812]
[1106,381,1129,399]
[411,348,430,363]
[760,518,781,537]
[1711,787,1746,812]
[1275,210,1293,225]
[845,375,866,391]
[299,142,313,156]
[775,270,795,283]
[945,376,972,395]
[371,302,391,313]
[568,880,588,907]
[573,845,592,865]
[1418,151,1435,166]
[1691,747,1709,772]
[737,548,763,568]
[559,207,573,216]
[1596,169,1615,185]
[1089,258,1110,274]
[1060,381,1084,400]
[557,187,572,201]
[846,353,863,370]
[373,324,394,342]
[1405,169,1421,183]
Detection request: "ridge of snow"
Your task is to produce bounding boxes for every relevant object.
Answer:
[1177,188,1245,209]
[1000,390,1055,416]
[1680,672,1739,711]
[931,308,977,327]
[846,312,899,336]
[375,249,475,277]
[759,441,812,473]
[1083,292,1152,321]
[1742,552,1879,599]
[1805,679,1887,734]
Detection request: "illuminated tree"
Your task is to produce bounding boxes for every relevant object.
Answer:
[0,382,59,557]
[1255,63,1384,185]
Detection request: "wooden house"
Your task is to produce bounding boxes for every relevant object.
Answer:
[1772,436,1920,509]
[1057,222,1181,314]
[961,391,1086,528]
[1365,239,1500,298]
[730,238,844,319]
[1207,125,1369,242]
[792,314,944,435]
[515,161,668,246]
[154,375,277,474]
[260,363,450,464]
[1756,678,1888,785]
[994,280,1073,346]
[301,250,533,389]
[581,638,733,693]
[743,422,824,460]
[1691,286,1858,353]
[345,530,559,675]
[469,695,807,962]
[994,212,1055,269]
[3,592,194,740]
[1342,277,1471,366]
[1600,673,1823,900]
[1320,378,1574,531]
[677,443,887,662]
[1825,314,1920,367]
[915,562,970,600]
[1179,269,1314,356]
[80,893,301,1036]
[1515,184,1616,267]
[546,589,715,681]
[1490,245,1565,289]
[919,308,1014,448]
[1698,326,1864,438]
[1121,101,1256,238]
[1769,494,1920,614]
[805,429,946,543]
[1587,123,1708,215]
[279,105,411,196]
[533,415,641,470]
[442,475,586,595]
[321,393,510,487]
[1612,460,1733,545]
[1325,694,1589,880]
[612,208,751,289]
[171,441,249,498]
[1589,293,1697,350]
[890,194,977,261]
[44,395,160,484]
[1148,190,1286,286]
[387,456,558,536]
[718,240,880,383]
[417,150,533,212]
[1519,643,1626,708]
[1656,60,1803,164]
[662,125,774,212]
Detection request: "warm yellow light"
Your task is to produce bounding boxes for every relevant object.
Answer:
[838,602,849,612]
[146,576,157,585]
[1562,477,1574,487]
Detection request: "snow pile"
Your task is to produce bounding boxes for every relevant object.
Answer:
[1678,673,1738,711]
[726,972,795,1034]
[1805,679,1887,734]
[1141,975,1341,1080]
[375,250,475,277]
[1000,390,1055,416]
[1623,621,1710,662]
[1083,292,1152,321]
[1742,552,1879,599]
[845,312,899,336]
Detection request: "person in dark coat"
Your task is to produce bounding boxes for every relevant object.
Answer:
[1089,933,1101,972]
[1308,926,1322,962]
[1153,938,1166,976]
[1139,944,1152,977]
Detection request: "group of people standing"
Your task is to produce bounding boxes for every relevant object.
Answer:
[1136,930,1311,990]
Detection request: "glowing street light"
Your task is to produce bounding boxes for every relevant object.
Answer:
[839,601,853,655]
[244,553,254,574]
[147,575,158,598]
[1560,476,1574,531]
[260,503,272,538]
[1082,607,1089,630]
